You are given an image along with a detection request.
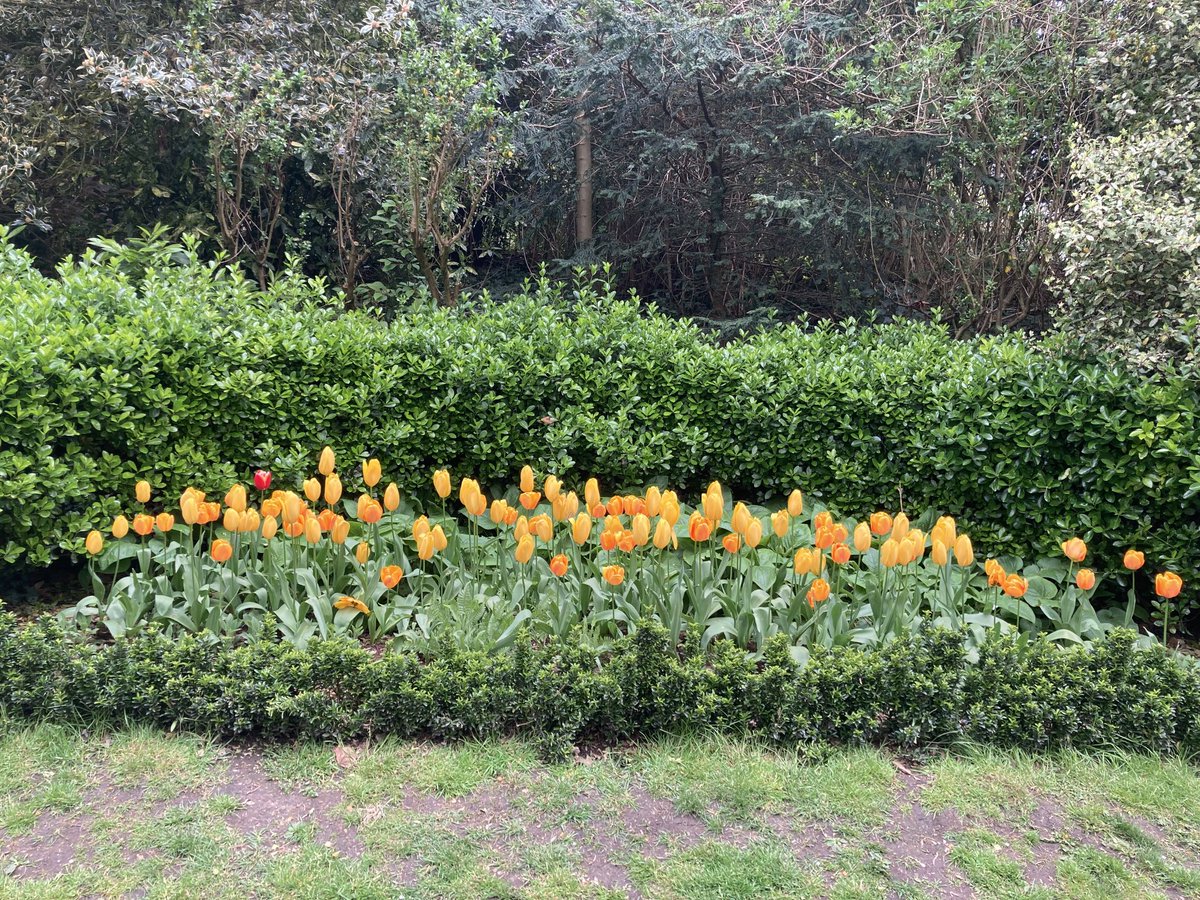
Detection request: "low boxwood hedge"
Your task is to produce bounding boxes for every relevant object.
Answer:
[1,232,1197,622]
[2,606,1197,759]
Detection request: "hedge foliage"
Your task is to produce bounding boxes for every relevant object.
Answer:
[1,607,1197,759]
[1,235,1198,616]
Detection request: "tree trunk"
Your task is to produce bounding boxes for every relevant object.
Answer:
[575,109,594,248]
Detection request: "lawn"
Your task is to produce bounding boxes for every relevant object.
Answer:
[2,726,1198,899]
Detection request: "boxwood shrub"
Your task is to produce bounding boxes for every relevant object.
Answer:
[0,232,1197,620]
[1,606,1197,759]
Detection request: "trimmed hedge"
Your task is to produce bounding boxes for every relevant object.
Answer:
[1,608,1198,759]
[1,235,1198,619]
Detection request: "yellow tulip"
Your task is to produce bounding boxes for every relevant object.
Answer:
[431,524,448,551]
[384,482,400,512]
[459,477,480,509]
[931,539,949,566]
[551,494,570,521]
[787,489,803,517]
[702,487,723,523]
[880,538,899,568]
[262,516,279,540]
[514,516,530,542]
[853,521,871,553]
[772,510,790,538]
[417,534,435,561]
[564,491,580,519]
[318,446,335,477]
[490,499,509,524]
[135,480,151,504]
[324,473,343,506]
[433,468,451,499]
[954,534,974,567]
[933,516,956,548]
[85,530,104,555]
[731,502,751,535]
[241,509,261,534]
[572,513,592,545]
[180,495,199,527]
[363,459,382,488]
[661,497,681,527]
[544,474,561,503]
[303,478,321,503]
[355,542,370,564]
[520,465,535,493]
[223,507,240,532]
[631,513,651,546]
[283,492,303,524]
[304,517,321,544]
[745,518,763,549]
[515,534,535,564]
[112,515,130,539]
[330,517,349,544]
[531,515,553,543]
[645,486,662,518]
[467,491,487,518]
[892,512,910,541]
[653,518,676,550]
[225,484,247,513]
[585,478,601,510]
[413,516,431,540]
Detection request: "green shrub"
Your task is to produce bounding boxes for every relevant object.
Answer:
[0,233,1197,624]
[1,607,1197,757]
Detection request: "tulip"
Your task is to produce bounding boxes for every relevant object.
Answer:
[1076,568,1096,591]
[985,559,1006,587]
[433,468,451,499]
[85,530,104,555]
[1156,572,1183,599]
[897,539,916,566]
[241,509,261,534]
[702,488,723,523]
[806,577,830,606]
[722,533,741,554]
[135,480,152,504]
[360,500,383,525]
[688,511,712,543]
[355,542,370,564]
[954,534,974,567]
[324,473,343,506]
[181,495,199,527]
[880,538,899,568]
[285,520,306,538]
[224,484,246,513]
[731,503,751,535]
[629,513,650,547]
[550,554,569,577]
[853,522,871,553]
[869,512,892,536]
[1061,537,1087,563]
[661,498,681,527]
[200,502,221,525]
[772,510,790,539]
[830,542,851,565]
[793,547,825,576]
[515,534,535,564]
[318,446,335,477]
[303,478,321,503]
[606,495,625,516]
[931,539,949,567]
[602,564,625,586]
[330,517,350,544]
[585,478,601,510]
[653,518,676,550]
[304,517,321,544]
[520,465,536,493]
[1002,574,1028,598]
[572,513,592,545]
[645,486,662,518]
[1123,549,1145,571]
[112,515,130,539]
[933,516,956,547]
[283,492,303,524]
[530,515,552,543]
[551,495,571,521]
[253,469,272,491]
[787,489,803,517]
[745,518,763,549]
[211,539,233,563]
[489,499,508,524]
[469,492,488,518]
[261,516,279,540]
[383,483,400,512]
[598,528,618,552]
[381,565,403,589]
[520,491,542,511]
[155,513,175,534]
[459,477,479,508]
[564,491,580,519]
[334,596,370,616]
[363,459,382,488]
[892,512,910,541]
[223,507,240,532]
[814,525,835,550]
[544,475,561,503]
[132,513,155,537]
[617,532,636,552]
[504,507,518,526]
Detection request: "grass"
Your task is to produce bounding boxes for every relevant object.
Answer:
[1,725,1199,899]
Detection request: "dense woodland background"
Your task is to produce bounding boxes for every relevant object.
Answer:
[1,0,1197,366]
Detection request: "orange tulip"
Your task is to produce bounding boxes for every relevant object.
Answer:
[645,486,662,518]
[318,446,335,477]
[515,534,535,564]
[132,513,154,537]
[606,495,624,516]
[210,539,233,563]
[892,512,910,541]
[617,532,636,553]
[1123,549,1145,571]
[831,542,851,565]
[722,533,741,554]
[1061,537,1087,563]
[793,547,825,576]
[334,596,370,615]
[869,512,892,536]
[853,522,871,553]
[787,489,804,517]
[550,554,569,577]
[135,480,151,504]
[416,533,435,561]
[355,542,370,564]
[1156,572,1183,599]
[316,508,337,532]
[1075,568,1096,591]
[383,483,400,512]
[813,510,833,532]
[112,515,130,539]
[359,499,383,525]
[688,511,712,543]
[814,525,835,550]
[602,564,625,586]
[155,513,175,534]
[880,538,899,568]
[806,577,830,606]
[284,521,305,538]
[931,539,949,567]
[85,530,104,555]
[520,464,536,493]
[530,515,553,543]
[585,478,601,510]
[772,510,790,538]
[381,565,403,589]
[363,459,382,488]
[520,491,542,511]
[1002,574,1028,598]
[433,468,451,499]
[599,530,618,552]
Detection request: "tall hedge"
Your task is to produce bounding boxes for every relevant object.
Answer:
[1,235,1197,617]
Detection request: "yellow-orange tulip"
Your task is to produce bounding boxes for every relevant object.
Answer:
[1076,568,1096,591]
[530,515,553,543]
[318,509,338,532]
[550,554,569,577]
[467,491,487,518]
[519,491,541,511]
[155,513,175,533]
[830,542,850,564]
[132,513,154,537]
[241,509,261,533]
[303,478,321,503]
[360,500,383,524]
[1003,574,1028,598]
[814,525,835,550]
[551,494,571,521]
[599,530,618,552]
[1156,572,1183,599]
[225,484,247,513]
[688,511,712,542]
[520,464,535,493]
[793,547,825,576]
[772,510,790,538]
[722,533,741,554]
[653,518,676,550]
[931,539,949,567]
[304,516,321,544]
[869,512,892,536]
[645,486,662,518]
[787,489,803,517]
[702,487,723,523]
[414,533,433,560]
[954,535,974,567]
[1061,537,1087,562]
[363,459,382,488]
[383,482,400,512]
[211,539,233,563]
[514,516,530,543]
[334,596,370,616]
[932,516,956,548]
[381,565,403,589]
[585,478,600,510]
[458,477,479,508]
[806,577,830,606]
[330,517,350,544]
[412,516,431,541]
[433,468,451,499]
[602,564,625,586]
[1124,549,1145,571]
[515,534,535,564]
[355,542,370,564]
[544,474,561,503]
[572,513,592,545]
[261,497,282,519]
[490,499,509,524]
[892,512,910,541]
[283,492,303,524]
[631,513,651,546]
[985,559,1006,587]
[731,502,751,535]
[853,521,871,553]
[261,516,279,540]
[880,538,899,568]
[135,480,151,504]
[112,515,130,539]
[223,507,240,532]
[324,473,343,506]
[318,446,335,477]
[181,495,199,526]
[661,497,681,527]
[745,518,763,549]
[85,530,104,555]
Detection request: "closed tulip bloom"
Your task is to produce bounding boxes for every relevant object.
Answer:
[563,491,580,519]
[544,475,561,503]
[653,518,676,550]
[223,507,240,532]
[745,518,763,549]
[304,516,321,543]
[458,477,479,508]
[1156,572,1183,599]
[731,503,751,535]
[585,478,601,510]
[411,516,430,541]
[661,498,681,527]
[520,491,541,510]
[806,577,830,606]
[132,513,155,537]
[723,533,741,554]
[933,516,956,547]
[156,513,175,533]
[490,499,509,524]
[85,530,104,555]
[504,506,518,526]
[181,495,199,526]
[814,525,835,550]
[468,492,487,517]
[600,530,618,552]
[363,459,382,488]
[830,523,849,544]
[530,515,552,543]
[360,500,383,524]
[787,489,803,517]
[954,534,974,567]
[284,518,305,538]
[381,565,403,589]
[324,473,344,506]
[1123,549,1145,571]
[572,513,592,545]
[892,512,910,541]
[1061,537,1087,562]
[602,564,625,586]
[225,484,247,513]
[551,494,571,521]
[1002,574,1028,598]
[135,480,152,503]
[433,468,451,499]
[853,522,871,553]
[514,516,530,543]
[520,465,536,493]
[550,554,569,577]
[210,539,233,563]
[1076,568,1096,591]
[811,511,831,533]
[515,534,535,564]
[318,446,335,477]
[253,469,272,491]
[645,486,662,518]
[702,489,723,523]
[631,514,651,546]
[880,538,899,568]
[772,510,790,539]
[330,517,350,544]
[112,515,130,539]
[897,539,916,566]
[283,492,303,524]
[869,511,892,536]
[793,547,824,576]
[688,511,712,542]
[985,559,1006,587]
[383,483,400,512]
[931,539,949,567]
[241,509,261,533]
[355,542,370,564]
[831,542,851,564]
[303,478,321,503]
[606,495,624,516]
[261,516,279,540]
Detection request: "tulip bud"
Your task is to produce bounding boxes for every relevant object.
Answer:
[222,507,239,532]
[806,577,830,606]
[261,516,279,540]
[880,538,899,568]
[931,539,949,567]
[417,533,435,561]
[433,468,451,499]
[653,518,675,550]
[355,542,370,564]
[181,495,199,527]
[631,513,651,546]
[531,515,553,543]
[688,511,712,543]
[1156,571,1183,599]
[1076,568,1096,591]
[520,465,535,493]
[1003,574,1028,598]
[384,483,400,512]
[544,474,561,503]
[661,498,681,527]
[303,478,321,503]
[331,517,350,544]
[467,492,487,518]
[360,500,383,524]
[133,513,155,537]
[787,490,803,517]
[645,486,662,518]
[891,512,909,541]
[572,513,592,545]
[1061,537,1087,563]
[585,478,600,510]
[702,488,723,523]
[853,522,871,553]
[520,491,541,511]
[155,513,175,533]
[772,510,790,539]
[318,446,335,477]
[830,542,850,564]
[745,518,763,549]
[954,535,974,567]
[135,480,152,504]
[112,515,130,539]
[362,459,382,488]
[515,534,535,564]
[869,512,892,536]
[324,473,343,506]
[85,530,104,555]
[514,516,529,542]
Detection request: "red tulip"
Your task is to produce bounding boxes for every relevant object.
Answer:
[254,469,272,491]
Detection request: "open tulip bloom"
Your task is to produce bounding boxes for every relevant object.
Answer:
[67,454,1183,657]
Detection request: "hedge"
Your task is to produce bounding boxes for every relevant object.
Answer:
[1,606,1197,759]
[1,233,1198,620]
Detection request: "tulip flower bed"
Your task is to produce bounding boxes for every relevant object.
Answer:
[66,448,1185,656]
